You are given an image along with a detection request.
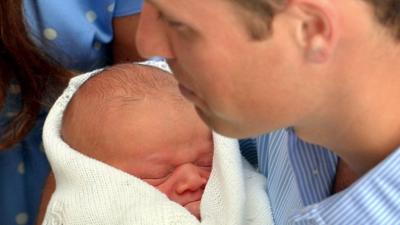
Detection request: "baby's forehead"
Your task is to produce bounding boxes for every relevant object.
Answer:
[64,63,192,133]
[61,64,213,173]
[64,63,178,115]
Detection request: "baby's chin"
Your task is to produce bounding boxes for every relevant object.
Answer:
[184,200,201,220]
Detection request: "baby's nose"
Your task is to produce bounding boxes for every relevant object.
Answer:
[174,164,209,195]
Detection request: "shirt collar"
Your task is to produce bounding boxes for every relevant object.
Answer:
[290,146,400,224]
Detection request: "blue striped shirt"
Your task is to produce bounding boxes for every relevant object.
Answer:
[256,128,400,225]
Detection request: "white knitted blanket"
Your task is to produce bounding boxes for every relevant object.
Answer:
[42,63,274,225]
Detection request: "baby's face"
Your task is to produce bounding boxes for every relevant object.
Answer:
[103,99,213,219]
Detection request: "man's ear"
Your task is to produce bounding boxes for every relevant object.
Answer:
[288,0,339,63]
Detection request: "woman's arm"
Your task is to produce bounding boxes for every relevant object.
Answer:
[35,173,56,225]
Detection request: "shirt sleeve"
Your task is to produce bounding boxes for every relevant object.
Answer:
[114,0,143,17]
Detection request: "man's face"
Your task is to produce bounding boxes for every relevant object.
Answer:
[137,0,324,137]
[136,0,321,138]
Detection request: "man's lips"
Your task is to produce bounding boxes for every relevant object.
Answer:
[178,84,211,118]
[177,81,211,117]
[178,84,197,102]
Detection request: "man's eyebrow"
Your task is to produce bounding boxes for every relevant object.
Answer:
[146,0,180,15]
[145,0,181,22]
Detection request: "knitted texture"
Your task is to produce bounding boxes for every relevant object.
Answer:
[42,62,273,225]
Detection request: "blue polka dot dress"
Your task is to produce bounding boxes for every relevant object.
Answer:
[23,0,143,72]
[0,83,50,225]
[1,1,143,224]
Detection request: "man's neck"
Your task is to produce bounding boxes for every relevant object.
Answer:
[296,42,400,176]
[332,159,360,193]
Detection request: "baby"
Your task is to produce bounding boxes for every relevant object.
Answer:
[41,62,273,225]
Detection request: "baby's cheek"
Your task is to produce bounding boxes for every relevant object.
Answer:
[152,178,175,198]
[141,177,174,198]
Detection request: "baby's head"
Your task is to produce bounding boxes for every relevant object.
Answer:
[61,63,213,219]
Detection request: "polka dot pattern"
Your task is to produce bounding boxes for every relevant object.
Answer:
[86,10,97,23]
[107,3,115,13]
[15,212,28,225]
[94,41,102,50]
[43,28,58,40]
[17,162,25,175]
[5,2,145,224]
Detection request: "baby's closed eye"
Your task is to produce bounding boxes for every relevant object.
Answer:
[142,174,171,186]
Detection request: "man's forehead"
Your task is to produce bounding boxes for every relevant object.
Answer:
[144,0,238,21]
[144,0,218,10]
[144,0,183,16]
[145,0,174,7]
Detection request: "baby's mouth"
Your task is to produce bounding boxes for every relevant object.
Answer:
[183,198,201,207]
[184,200,201,220]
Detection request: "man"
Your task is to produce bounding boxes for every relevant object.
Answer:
[135,0,400,224]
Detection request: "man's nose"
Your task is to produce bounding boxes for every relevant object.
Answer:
[136,2,174,59]
[174,164,209,195]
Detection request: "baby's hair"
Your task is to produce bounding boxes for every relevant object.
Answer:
[77,63,185,109]
[61,63,187,155]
